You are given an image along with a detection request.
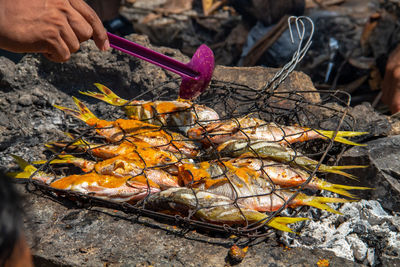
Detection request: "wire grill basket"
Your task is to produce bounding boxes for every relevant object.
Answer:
[17,17,365,239]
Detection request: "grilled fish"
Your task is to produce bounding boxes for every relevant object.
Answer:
[34,153,180,189]
[217,140,367,179]
[178,161,353,214]
[54,97,199,157]
[188,117,367,147]
[9,155,160,203]
[143,187,308,233]
[80,83,220,133]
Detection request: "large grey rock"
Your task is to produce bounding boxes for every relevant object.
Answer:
[0,56,16,91]
[338,135,400,212]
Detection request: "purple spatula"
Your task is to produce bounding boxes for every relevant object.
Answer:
[107,33,214,100]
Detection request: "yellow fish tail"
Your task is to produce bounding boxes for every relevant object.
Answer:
[54,96,97,124]
[318,165,368,180]
[267,217,309,233]
[295,193,354,214]
[79,83,128,106]
[7,155,37,179]
[33,154,78,165]
[316,130,368,146]
[317,180,372,198]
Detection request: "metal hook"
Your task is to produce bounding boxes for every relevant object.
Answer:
[263,16,315,92]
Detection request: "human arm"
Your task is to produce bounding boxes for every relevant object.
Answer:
[0,0,109,62]
[382,44,400,114]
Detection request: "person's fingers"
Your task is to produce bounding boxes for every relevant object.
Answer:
[60,22,81,54]
[67,7,93,43]
[69,0,109,51]
[391,100,400,114]
[382,60,400,114]
[45,34,72,62]
[43,53,54,62]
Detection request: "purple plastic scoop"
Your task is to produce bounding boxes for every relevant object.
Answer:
[107,32,214,100]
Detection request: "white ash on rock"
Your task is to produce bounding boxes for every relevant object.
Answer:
[280,131,400,267]
[280,200,400,266]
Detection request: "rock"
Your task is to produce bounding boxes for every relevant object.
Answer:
[0,56,16,91]
[315,102,391,139]
[281,200,400,265]
[211,65,321,117]
[347,103,391,136]
[18,94,33,106]
[381,232,400,265]
[360,200,393,226]
[338,135,400,212]
[213,65,321,104]
[367,248,375,266]
[31,87,44,97]
[346,233,368,261]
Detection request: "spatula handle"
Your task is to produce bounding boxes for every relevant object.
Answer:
[107,33,199,79]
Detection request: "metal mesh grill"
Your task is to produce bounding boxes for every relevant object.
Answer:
[19,17,364,238]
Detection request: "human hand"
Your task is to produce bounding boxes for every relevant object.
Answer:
[0,0,109,62]
[382,44,400,114]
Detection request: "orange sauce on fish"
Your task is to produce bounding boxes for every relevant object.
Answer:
[156,102,181,114]
[50,173,128,189]
[141,102,154,112]
[135,147,177,166]
[116,119,160,134]
[179,162,231,189]
[204,177,228,189]
[87,118,108,127]
[224,162,258,184]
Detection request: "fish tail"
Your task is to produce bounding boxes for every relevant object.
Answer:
[44,142,87,153]
[316,180,373,198]
[45,131,92,151]
[242,210,309,233]
[33,154,78,165]
[242,211,308,233]
[34,155,93,172]
[318,164,368,180]
[62,132,91,145]
[295,193,354,214]
[44,143,61,153]
[54,97,97,124]
[315,130,368,146]
[267,217,309,233]
[79,83,128,106]
[7,155,38,179]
